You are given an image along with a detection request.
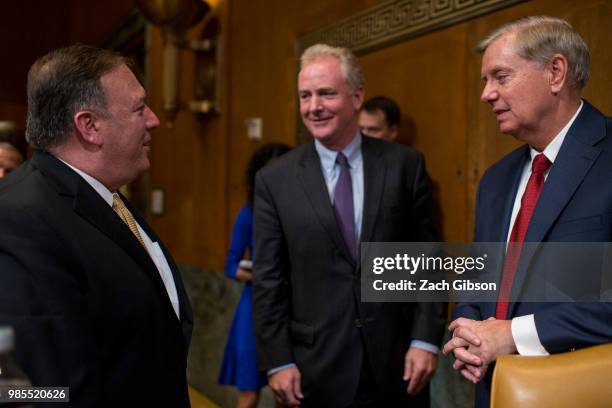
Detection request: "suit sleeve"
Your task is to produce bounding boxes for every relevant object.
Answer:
[534,303,612,353]
[252,172,293,371]
[410,151,439,242]
[407,152,447,345]
[0,206,100,406]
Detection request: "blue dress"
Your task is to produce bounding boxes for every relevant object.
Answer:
[218,205,267,391]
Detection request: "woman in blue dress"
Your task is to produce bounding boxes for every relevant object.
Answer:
[219,143,291,408]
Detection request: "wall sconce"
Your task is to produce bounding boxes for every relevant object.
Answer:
[136,0,220,127]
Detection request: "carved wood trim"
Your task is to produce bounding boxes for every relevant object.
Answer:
[296,0,526,55]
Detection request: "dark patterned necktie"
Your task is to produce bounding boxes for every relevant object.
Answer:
[333,152,357,260]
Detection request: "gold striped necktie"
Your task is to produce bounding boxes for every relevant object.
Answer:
[112,193,146,248]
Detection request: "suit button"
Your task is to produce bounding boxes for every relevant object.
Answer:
[355,319,363,328]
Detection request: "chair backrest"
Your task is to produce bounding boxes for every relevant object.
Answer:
[491,343,612,408]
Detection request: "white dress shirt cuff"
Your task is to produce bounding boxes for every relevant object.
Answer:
[410,340,439,354]
[511,314,549,356]
[268,363,296,376]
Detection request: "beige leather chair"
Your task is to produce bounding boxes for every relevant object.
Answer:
[491,343,612,408]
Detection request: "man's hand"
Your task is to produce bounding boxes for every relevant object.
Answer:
[449,317,516,364]
[268,366,303,407]
[403,347,438,395]
[235,267,252,282]
[443,317,517,383]
[443,329,487,383]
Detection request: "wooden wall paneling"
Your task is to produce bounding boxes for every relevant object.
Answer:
[140,0,612,271]
[296,0,382,34]
[147,1,231,271]
[465,17,489,241]
[226,0,299,226]
[68,0,137,46]
[0,2,71,105]
[183,13,231,270]
[360,23,470,241]
[572,0,612,115]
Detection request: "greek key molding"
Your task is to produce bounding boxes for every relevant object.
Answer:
[296,0,526,55]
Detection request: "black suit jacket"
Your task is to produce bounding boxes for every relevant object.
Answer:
[253,136,446,407]
[0,151,193,407]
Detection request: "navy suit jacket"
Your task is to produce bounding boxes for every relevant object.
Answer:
[455,100,612,407]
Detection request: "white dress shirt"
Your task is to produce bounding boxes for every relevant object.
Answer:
[509,101,583,355]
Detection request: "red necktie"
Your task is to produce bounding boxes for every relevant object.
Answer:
[495,154,552,319]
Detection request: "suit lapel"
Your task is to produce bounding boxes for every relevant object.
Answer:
[360,136,386,245]
[510,101,605,312]
[490,147,529,243]
[72,186,179,308]
[33,152,184,325]
[131,207,194,329]
[73,187,160,274]
[297,142,355,265]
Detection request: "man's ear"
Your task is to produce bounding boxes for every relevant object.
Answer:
[74,110,104,147]
[353,87,365,111]
[548,54,569,94]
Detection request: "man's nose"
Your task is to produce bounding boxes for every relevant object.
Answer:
[309,95,322,112]
[480,82,498,103]
[145,105,161,129]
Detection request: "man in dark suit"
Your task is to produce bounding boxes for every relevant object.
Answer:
[252,44,446,407]
[443,16,612,407]
[358,96,401,142]
[0,45,192,407]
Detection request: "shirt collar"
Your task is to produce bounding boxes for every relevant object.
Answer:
[58,158,114,207]
[530,100,583,163]
[315,131,362,175]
